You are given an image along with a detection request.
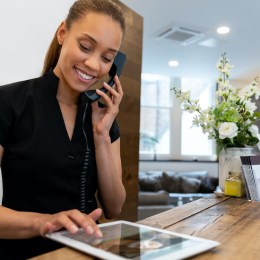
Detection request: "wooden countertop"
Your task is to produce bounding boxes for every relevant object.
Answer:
[31,196,260,259]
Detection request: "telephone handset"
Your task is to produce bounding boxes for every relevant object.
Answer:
[85,51,127,102]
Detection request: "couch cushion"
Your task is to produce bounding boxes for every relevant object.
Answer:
[160,172,183,193]
[181,176,201,193]
[175,171,208,180]
[139,172,163,191]
[139,171,164,179]
[138,170,211,193]
[138,190,170,205]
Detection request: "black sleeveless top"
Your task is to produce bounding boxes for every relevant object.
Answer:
[0,71,120,259]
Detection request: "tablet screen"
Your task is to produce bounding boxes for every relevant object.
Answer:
[47,221,219,260]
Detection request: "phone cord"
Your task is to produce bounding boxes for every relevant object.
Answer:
[80,101,90,213]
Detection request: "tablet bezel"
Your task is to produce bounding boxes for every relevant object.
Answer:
[46,220,220,260]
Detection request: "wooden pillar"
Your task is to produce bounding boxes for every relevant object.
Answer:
[113,0,143,222]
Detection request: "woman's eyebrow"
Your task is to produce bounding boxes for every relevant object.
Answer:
[81,33,118,53]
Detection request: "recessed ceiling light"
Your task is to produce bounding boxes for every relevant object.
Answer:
[217,26,230,34]
[169,60,179,67]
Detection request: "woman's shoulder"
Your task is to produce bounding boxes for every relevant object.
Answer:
[0,74,51,104]
[0,76,47,111]
[0,76,40,94]
[0,74,41,92]
[0,71,58,99]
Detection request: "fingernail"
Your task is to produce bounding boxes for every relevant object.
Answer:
[96,229,103,238]
[86,226,94,234]
[71,225,79,233]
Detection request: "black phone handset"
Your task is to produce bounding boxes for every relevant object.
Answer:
[80,51,126,212]
[85,51,127,102]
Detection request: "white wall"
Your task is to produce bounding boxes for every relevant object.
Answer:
[0,0,74,85]
[139,161,218,178]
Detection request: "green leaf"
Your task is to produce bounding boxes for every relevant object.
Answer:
[254,112,260,118]
[247,136,259,146]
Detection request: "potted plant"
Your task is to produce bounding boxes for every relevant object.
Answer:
[172,53,260,190]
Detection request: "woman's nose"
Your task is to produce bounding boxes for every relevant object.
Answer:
[84,54,100,72]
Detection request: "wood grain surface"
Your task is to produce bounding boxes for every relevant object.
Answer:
[31,196,260,260]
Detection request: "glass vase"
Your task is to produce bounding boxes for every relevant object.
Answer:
[218,147,255,191]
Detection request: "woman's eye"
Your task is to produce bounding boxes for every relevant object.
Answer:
[102,57,112,63]
[79,43,91,52]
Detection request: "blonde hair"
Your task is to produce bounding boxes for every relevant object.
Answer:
[42,0,125,75]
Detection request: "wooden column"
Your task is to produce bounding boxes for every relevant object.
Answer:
[113,1,143,222]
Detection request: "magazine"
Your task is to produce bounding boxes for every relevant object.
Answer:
[240,155,260,201]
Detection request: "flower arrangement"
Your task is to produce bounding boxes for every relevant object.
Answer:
[173,53,260,152]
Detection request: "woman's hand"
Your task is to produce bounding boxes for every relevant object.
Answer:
[34,208,103,238]
[91,75,123,137]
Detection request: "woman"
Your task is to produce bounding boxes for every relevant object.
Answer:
[0,0,126,258]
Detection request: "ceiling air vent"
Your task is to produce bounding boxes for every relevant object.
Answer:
[156,26,205,46]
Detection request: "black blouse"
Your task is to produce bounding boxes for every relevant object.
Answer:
[0,71,120,259]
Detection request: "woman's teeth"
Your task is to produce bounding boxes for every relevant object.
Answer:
[75,69,93,80]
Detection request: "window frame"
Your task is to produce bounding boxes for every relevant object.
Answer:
[139,74,217,161]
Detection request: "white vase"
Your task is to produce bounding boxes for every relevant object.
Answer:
[218,147,255,191]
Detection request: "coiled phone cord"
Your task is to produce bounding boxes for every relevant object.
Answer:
[80,100,90,212]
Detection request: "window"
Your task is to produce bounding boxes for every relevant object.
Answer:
[139,74,216,161]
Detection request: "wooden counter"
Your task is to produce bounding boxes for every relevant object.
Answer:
[31,196,260,259]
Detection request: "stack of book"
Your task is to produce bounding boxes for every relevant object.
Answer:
[240,155,260,201]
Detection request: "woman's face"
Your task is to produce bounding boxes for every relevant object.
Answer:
[54,12,123,94]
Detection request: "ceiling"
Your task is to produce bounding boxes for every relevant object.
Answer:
[120,0,260,84]
[0,0,259,85]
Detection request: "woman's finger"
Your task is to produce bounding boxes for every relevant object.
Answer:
[113,75,123,96]
[40,209,103,237]
[64,209,101,237]
[88,208,102,222]
[98,78,122,100]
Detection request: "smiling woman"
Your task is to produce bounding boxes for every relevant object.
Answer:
[0,0,128,259]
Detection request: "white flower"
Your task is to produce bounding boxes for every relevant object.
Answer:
[219,122,238,139]
[255,88,260,99]
[242,85,255,98]
[173,53,260,149]
[177,90,190,102]
[249,124,260,137]
[237,88,247,101]
[217,81,231,89]
[244,100,257,113]
[216,60,233,72]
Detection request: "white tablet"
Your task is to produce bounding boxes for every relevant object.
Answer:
[46,220,220,260]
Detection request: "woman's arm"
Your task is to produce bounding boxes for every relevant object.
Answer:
[0,145,102,239]
[95,137,126,219]
[0,206,102,239]
[91,76,126,219]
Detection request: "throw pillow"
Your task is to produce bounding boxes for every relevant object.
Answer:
[139,173,162,191]
[198,177,218,193]
[160,172,182,193]
[181,176,201,193]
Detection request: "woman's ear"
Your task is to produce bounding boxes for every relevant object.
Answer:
[57,21,67,45]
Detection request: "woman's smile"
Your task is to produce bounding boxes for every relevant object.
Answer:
[74,66,96,82]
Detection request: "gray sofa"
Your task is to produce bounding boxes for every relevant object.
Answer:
[138,170,218,220]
